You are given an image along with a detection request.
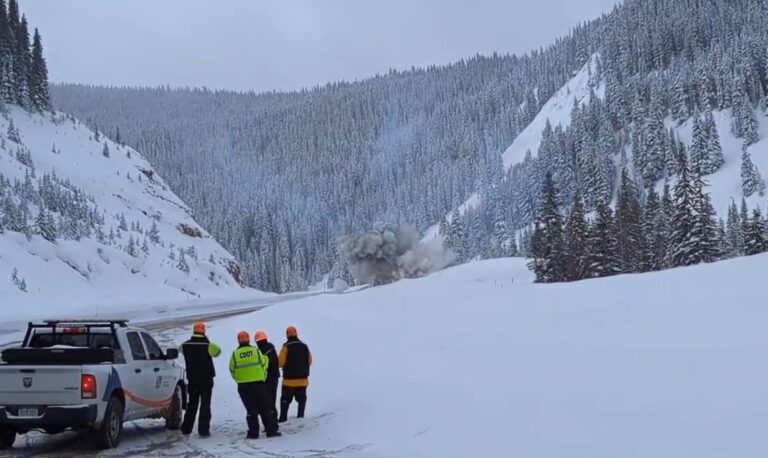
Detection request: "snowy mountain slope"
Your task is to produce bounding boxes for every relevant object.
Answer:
[424,57,602,240]
[501,56,603,171]
[147,253,768,458]
[435,52,767,242]
[668,108,768,216]
[0,107,258,320]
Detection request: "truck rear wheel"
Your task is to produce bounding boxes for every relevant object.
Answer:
[95,396,123,449]
[0,426,15,450]
[165,385,183,430]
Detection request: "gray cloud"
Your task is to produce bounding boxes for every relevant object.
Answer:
[20,0,618,92]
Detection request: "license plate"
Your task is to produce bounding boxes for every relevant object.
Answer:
[17,408,39,417]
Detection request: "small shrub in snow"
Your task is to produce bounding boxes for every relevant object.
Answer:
[11,268,27,292]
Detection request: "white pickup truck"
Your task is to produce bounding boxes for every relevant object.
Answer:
[0,320,187,450]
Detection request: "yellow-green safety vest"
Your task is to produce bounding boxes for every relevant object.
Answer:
[229,345,268,383]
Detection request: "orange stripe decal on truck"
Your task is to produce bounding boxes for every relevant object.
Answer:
[124,390,172,409]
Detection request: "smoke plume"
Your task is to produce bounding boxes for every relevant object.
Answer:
[339,222,454,285]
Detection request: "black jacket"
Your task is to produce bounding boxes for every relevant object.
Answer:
[257,340,280,383]
[282,337,311,380]
[182,334,216,388]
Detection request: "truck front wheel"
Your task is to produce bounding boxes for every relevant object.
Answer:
[95,396,124,449]
[0,426,15,450]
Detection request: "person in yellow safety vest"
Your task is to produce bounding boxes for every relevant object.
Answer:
[229,330,281,439]
[180,322,222,437]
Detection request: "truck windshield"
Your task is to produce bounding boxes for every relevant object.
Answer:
[28,332,117,349]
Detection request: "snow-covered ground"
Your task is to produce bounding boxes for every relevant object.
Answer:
[191,255,768,457]
[13,254,762,457]
[0,107,257,317]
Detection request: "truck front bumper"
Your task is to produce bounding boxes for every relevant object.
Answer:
[0,404,98,430]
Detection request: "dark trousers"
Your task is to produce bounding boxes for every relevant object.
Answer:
[267,378,279,423]
[237,382,279,437]
[181,384,212,435]
[279,385,307,422]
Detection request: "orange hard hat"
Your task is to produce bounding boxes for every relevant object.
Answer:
[286,326,298,337]
[237,330,250,343]
[193,322,206,334]
[255,330,268,342]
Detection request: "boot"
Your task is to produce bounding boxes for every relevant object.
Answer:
[246,431,259,439]
[266,431,282,438]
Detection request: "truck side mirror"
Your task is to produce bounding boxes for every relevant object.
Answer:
[165,348,179,360]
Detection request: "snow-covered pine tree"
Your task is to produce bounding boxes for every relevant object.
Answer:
[615,168,644,273]
[564,193,589,281]
[743,208,768,256]
[689,173,721,264]
[587,198,621,278]
[34,206,55,242]
[725,200,743,257]
[741,145,765,197]
[689,113,710,176]
[669,154,697,267]
[703,111,724,173]
[642,187,663,271]
[30,28,50,110]
[176,248,189,273]
[126,235,137,257]
[527,172,566,283]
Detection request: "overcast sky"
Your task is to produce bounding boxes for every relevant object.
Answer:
[20,0,618,93]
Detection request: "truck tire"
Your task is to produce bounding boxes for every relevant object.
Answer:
[0,426,15,450]
[95,396,123,449]
[165,385,183,430]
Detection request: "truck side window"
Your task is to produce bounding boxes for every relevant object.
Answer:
[140,333,163,360]
[127,332,147,360]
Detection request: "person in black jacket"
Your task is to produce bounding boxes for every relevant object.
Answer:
[278,326,313,422]
[180,322,222,436]
[255,330,280,424]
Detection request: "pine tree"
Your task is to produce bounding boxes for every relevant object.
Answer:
[14,15,29,107]
[690,173,721,263]
[148,220,161,244]
[527,172,566,283]
[0,0,12,104]
[177,248,190,273]
[141,237,150,255]
[34,207,55,242]
[741,146,765,197]
[102,142,110,158]
[725,200,743,257]
[703,111,724,173]
[642,187,663,271]
[564,193,589,281]
[669,155,697,267]
[126,235,137,257]
[690,113,710,176]
[587,198,621,278]
[615,169,644,272]
[29,29,51,110]
[743,208,768,256]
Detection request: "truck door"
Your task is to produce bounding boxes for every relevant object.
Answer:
[140,332,176,411]
[124,331,153,418]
